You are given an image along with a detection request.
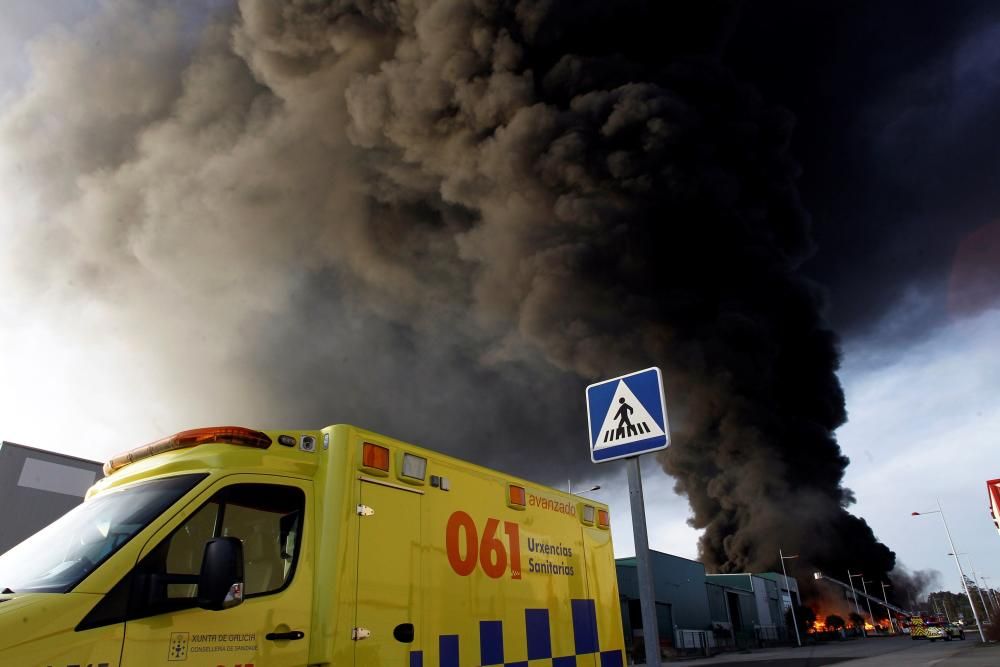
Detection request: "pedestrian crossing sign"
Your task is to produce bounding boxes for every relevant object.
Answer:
[586,367,670,463]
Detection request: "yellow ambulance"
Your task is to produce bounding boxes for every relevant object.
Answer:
[0,425,626,666]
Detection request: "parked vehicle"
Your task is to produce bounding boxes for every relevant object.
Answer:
[0,424,626,666]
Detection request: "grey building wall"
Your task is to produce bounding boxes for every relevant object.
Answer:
[756,571,802,628]
[617,551,713,631]
[0,442,103,554]
[753,576,775,625]
[704,574,762,630]
[757,571,801,606]
[706,582,729,623]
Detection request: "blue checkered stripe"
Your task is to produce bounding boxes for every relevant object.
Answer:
[408,598,623,667]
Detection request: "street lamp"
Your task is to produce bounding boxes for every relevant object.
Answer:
[948,552,992,624]
[880,582,896,633]
[847,571,866,638]
[779,549,802,647]
[567,481,600,495]
[861,580,876,634]
[932,595,951,622]
[912,501,986,642]
[982,576,1000,613]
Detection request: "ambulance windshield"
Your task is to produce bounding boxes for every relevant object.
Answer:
[0,473,205,593]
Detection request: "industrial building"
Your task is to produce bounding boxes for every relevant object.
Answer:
[0,441,102,554]
[617,550,801,662]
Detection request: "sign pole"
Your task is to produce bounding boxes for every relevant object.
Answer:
[627,455,662,667]
[586,367,669,666]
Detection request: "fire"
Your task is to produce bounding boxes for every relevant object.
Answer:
[806,605,876,634]
[808,605,836,633]
[805,604,891,635]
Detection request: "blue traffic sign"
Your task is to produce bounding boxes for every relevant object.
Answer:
[586,367,670,463]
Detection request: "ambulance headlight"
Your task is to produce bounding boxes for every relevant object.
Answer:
[401,453,427,481]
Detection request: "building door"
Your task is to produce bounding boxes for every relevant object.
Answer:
[354,479,422,666]
[656,602,673,648]
[727,592,744,631]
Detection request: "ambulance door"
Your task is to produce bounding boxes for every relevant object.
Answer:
[354,479,422,666]
[120,476,313,666]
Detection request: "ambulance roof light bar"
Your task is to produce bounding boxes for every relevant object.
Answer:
[104,426,272,475]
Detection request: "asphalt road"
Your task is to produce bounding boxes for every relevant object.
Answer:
[632,635,1000,666]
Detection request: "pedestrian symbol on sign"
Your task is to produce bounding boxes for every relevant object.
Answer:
[614,398,635,437]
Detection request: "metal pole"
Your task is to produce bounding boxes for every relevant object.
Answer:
[937,595,952,623]
[627,456,662,667]
[861,580,875,633]
[967,558,991,624]
[779,549,801,647]
[847,571,864,638]
[881,583,896,633]
[935,500,986,642]
[983,577,1000,612]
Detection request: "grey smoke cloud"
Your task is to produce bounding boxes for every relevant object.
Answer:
[0,0,898,585]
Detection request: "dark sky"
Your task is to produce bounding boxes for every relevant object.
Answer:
[722,1,1000,338]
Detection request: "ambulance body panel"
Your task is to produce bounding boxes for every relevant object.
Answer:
[0,425,626,666]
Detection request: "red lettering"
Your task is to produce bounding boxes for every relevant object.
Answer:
[446,511,478,576]
[504,521,522,579]
[479,518,507,578]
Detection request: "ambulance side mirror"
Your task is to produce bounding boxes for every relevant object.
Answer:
[197,537,245,611]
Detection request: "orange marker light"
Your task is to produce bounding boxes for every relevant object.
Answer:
[509,485,526,507]
[597,509,610,528]
[362,442,390,471]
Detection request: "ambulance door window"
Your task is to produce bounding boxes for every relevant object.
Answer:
[223,496,299,595]
[163,500,220,599]
[119,478,313,667]
[131,483,304,618]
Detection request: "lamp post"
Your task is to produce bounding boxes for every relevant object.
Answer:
[933,596,951,622]
[949,553,992,624]
[982,576,1000,613]
[912,502,986,642]
[779,549,802,647]
[861,580,876,634]
[567,481,600,495]
[847,571,865,638]
[880,582,896,633]
[968,558,994,622]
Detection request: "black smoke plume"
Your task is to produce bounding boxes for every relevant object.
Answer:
[0,0,900,590]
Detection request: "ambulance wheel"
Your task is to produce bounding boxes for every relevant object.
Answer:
[929,638,936,642]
